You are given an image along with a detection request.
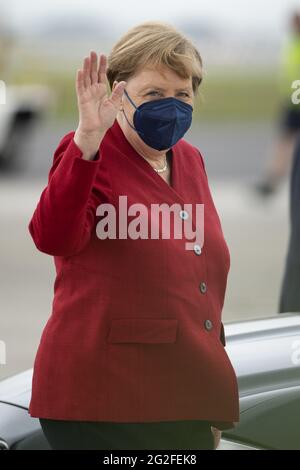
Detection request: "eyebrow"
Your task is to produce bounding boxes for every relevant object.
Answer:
[140,86,192,93]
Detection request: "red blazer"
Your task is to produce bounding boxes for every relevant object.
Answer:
[28,118,239,429]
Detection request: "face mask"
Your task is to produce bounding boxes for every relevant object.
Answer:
[122,89,193,151]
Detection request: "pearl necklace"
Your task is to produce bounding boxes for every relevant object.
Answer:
[139,152,168,173]
[152,155,168,173]
[154,157,167,172]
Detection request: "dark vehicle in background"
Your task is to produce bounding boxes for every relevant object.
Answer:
[0,314,299,450]
[0,85,51,172]
[0,21,52,172]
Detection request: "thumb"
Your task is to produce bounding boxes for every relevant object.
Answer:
[109,81,127,109]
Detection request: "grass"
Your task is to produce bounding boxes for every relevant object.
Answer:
[195,68,281,121]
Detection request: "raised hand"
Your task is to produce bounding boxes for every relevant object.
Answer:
[74,51,126,160]
[76,51,126,134]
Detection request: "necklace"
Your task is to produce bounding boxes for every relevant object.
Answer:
[150,155,168,173]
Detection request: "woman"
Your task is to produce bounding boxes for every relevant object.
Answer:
[28,21,239,450]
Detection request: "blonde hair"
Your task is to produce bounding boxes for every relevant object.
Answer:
[107,21,203,96]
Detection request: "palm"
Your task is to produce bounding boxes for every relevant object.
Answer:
[76,51,126,134]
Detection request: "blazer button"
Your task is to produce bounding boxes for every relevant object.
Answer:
[204,319,213,331]
[193,244,202,256]
[179,210,189,220]
[199,281,207,294]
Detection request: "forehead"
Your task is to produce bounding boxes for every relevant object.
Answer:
[131,64,192,90]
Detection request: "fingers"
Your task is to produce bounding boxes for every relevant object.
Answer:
[83,56,91,88]
[110,81,127,108]
[98,54,107,84]
[79,52,108,89]
[76,69,85,96]
[90,51,99,85]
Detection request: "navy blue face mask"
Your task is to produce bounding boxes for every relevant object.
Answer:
[122,89,193,151]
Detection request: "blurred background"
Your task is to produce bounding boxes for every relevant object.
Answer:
[0,0,299,379]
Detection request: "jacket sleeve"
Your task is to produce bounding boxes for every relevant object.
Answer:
[28,131,109,257]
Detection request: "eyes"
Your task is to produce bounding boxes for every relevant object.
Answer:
[146,91,191,98]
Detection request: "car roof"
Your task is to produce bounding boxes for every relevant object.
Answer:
[224,313,300,397]
[225,313,300,338]
[0,369,32,409]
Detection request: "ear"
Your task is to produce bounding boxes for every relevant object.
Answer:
[112,80,119,92]
[112,80,124,111]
